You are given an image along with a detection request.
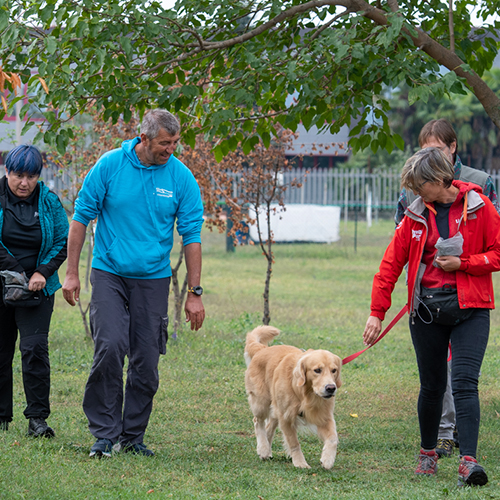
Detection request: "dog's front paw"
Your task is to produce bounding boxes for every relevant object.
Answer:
[320,457,335,470]
[257,444,272,460]
[292,458,311,469]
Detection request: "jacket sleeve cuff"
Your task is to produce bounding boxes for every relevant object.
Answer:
[370,311,386,321]
[459,259,469,271]
[72,212,91,226]
[181,233,202,246]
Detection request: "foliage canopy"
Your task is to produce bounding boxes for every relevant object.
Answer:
[1,0,500,156]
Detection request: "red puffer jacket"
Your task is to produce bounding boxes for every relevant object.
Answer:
[371,181,500,321]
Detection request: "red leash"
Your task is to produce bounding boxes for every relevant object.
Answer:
[342,304,409,365]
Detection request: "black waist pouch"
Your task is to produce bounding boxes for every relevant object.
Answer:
[419,286,473,326]
[0,271,42,308]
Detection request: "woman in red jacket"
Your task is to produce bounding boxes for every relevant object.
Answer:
[363,147,500,487]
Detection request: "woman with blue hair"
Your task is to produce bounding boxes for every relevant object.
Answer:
[0,144,68,437]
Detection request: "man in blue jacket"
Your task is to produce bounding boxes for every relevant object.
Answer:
[62,109,205,458]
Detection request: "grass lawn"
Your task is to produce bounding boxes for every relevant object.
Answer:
[1,219,499,499]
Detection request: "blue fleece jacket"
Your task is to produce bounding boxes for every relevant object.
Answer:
[73,137,204,279]
[0,177,69,296]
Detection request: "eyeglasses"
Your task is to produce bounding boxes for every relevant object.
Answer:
[414,180,428,193]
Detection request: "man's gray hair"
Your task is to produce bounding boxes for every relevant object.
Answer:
[141,109,180,139]
[401,147,455,192]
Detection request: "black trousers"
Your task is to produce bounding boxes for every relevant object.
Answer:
[0,293,54,421]
[410,308,489,458]
[83,269,170,445]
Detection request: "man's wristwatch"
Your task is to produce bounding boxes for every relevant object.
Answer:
[187,286,203,296]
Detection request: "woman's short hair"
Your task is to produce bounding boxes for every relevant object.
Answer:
[141,109,180,139]
[5,145,43,176]
[418,119,457,149]
[401,147,455,192]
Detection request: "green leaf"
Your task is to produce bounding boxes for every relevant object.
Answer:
[242,135,260,155]
[213,144,223,162]
[408,86,431,106]
[183,128,196,149]
[120,36,133,58]
[393,133,405,151]
[45,36,57,55]
[176,69,186,85]
[56,131,67,154]
[123,107,132,123]
[260,131,270,149]
[242,120,254,134]
[360,134,371,150]
[0,7,8,31]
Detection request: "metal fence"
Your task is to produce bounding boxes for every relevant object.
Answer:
[280,168,401,210]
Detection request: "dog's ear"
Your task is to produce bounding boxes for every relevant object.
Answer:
[334,356,342,389]
[293,357,307,387]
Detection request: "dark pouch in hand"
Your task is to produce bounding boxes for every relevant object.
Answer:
[0,270,42,308]
[419,286,472,326]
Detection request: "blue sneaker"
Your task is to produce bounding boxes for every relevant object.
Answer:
[122,442,154,457]
[89,438,114,458]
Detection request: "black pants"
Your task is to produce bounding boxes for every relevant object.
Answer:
[410,308,489,458]
[83,269,170,445]
[0,293,54,422]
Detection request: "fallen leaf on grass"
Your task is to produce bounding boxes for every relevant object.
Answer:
[12,440,20,446]
[147,490,154,494]
[350,413,358,418]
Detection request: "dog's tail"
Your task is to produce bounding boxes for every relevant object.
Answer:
[244,325,280,366]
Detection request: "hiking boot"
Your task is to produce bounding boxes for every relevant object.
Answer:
[27,418,55,438]
[457,456,488,487]
[415,449,438,476]
[89,438,114,458]
[122,442,155,457]
[435,438,454,458]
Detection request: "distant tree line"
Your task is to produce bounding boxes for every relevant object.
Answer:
[346,68,500,172]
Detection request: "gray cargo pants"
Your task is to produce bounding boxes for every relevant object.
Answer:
[83,269,170,445]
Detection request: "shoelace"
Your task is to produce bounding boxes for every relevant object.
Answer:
[459,457,477,475]
[417,453,436,472]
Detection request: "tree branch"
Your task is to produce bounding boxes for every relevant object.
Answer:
[449,0,455,53]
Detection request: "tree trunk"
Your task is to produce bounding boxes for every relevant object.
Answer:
[262,200,273,326]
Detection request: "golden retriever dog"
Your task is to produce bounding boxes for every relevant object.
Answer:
[244,325,342,469]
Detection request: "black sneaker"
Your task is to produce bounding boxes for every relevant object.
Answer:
[0,421,8,431]
[28,418,55,438]
[458,456,488,487]
[435,438,454,458]
[122,442,155,457]
[89,438,114,458]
